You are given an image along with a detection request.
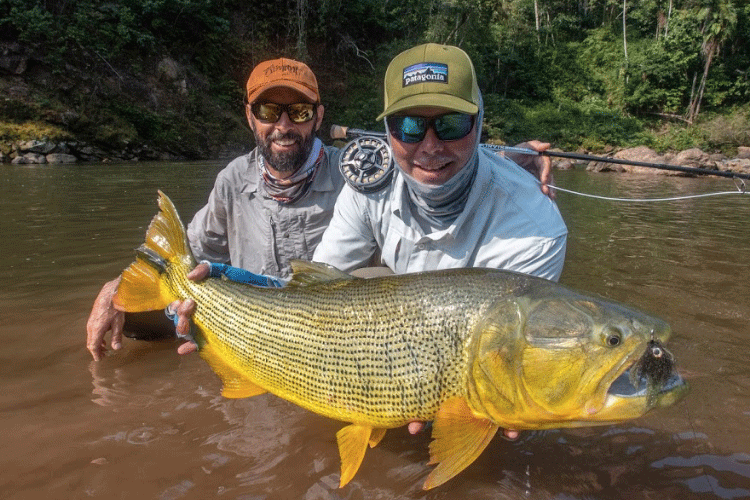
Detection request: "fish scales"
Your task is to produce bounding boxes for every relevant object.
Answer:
[172,267,508,426]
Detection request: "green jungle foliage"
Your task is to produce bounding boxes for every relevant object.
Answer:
[1,0,748,157]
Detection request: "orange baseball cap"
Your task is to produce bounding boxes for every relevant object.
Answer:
[246,58,320,103]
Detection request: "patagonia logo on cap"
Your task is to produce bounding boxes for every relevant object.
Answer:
[403,62,448,87]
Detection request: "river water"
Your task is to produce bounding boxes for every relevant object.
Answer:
[2,161,749,499]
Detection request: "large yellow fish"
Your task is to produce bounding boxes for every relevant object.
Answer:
[114,191,689,489]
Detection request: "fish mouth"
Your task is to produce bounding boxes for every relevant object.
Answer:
[608,368,686,398]
[606,340,689,407]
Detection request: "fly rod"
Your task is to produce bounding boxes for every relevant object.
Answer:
[330,125,750,181]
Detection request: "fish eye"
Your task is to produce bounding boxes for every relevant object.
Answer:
[607,334,621,347]
[603,327,623,347]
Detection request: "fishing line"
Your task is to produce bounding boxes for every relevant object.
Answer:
[543,177,748,203]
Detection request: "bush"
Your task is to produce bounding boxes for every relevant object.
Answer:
[0,121,72,142]
[482,95,645,152]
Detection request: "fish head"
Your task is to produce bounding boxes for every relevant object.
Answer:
[467,283,689,429]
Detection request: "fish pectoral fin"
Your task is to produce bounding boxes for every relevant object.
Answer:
[336,424,373,488]
[198,343,267,399]
[369,428,387,448]
[424,397,499,490]
[287,260,355,287]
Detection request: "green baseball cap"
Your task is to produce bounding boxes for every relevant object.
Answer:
[377,43,480,120]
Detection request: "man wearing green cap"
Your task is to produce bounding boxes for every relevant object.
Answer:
[312,43,567,280]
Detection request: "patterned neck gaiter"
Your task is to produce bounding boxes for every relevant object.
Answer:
[259,138,324,204]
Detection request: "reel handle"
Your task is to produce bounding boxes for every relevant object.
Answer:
[331,125,386,140]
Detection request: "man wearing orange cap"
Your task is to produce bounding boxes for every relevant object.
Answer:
[86,58,345,361]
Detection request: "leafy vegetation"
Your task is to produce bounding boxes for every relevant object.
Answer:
[0,0,748,158]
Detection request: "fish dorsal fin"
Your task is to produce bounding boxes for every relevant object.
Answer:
[287,260,355,287]
[424,396,499,490]
[336,424,374,488]
[198,343,267,399]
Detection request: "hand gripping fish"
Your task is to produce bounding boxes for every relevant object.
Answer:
[114,191,689,489]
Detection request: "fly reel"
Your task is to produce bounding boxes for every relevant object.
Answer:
[339,136,393,193]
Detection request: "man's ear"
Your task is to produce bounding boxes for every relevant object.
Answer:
[314,104,325,132]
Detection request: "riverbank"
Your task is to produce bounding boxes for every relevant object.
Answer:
[0,137,248,164]
[4,135,750,181]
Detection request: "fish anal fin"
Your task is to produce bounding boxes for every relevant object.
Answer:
[424,397,499,490]
[336,424,373,488]
[222,379,267,399]
[114,258,173,312]
[287,260,355,287]
[198,343,267,399]
[369,428,386,448]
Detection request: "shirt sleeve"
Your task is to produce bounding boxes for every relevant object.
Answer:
[312,185,379,272]
[503,234,567,282]
[187,185,232,264]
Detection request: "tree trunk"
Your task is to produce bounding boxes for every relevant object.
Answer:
[295,0,308,61]
[622,0,628,63]
[666,0,673,37]
[688,40,718,124]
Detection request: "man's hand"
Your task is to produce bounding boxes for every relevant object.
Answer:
[506,140,556,199]
[86,277,125,361]
[407,421,520,440]
[172,262,210,355]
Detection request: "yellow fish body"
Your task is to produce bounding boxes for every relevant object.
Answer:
[114,191,689,489]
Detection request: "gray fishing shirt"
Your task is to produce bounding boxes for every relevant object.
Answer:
[187,146,344,279]
[313,148,568,281]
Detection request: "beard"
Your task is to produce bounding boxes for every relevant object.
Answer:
[257,129,316,174]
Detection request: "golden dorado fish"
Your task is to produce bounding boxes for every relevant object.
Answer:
[114,191,689,490]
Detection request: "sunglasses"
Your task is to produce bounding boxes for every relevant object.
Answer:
[250,102,317,124]
[386,113,475,143]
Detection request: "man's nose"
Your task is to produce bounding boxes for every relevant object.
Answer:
[417,126,443,153]
[274,110,296,131]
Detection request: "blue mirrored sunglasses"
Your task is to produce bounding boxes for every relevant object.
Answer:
[386,113,475,143]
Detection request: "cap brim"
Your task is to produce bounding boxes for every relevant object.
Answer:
[377,93,478,120]
[248,81,319,103]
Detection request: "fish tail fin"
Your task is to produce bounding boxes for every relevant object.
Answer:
[114,190,195,312]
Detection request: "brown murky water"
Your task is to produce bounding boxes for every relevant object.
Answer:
[2,162,749,499]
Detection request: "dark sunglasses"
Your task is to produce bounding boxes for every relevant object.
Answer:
[386,113,475,143]
[250,102,317,124]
